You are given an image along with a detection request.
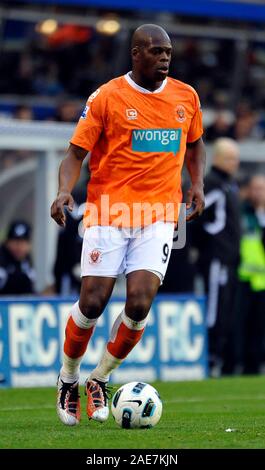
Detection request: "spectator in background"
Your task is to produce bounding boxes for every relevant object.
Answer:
[54,175,88,296]
[236,175,265,374]
[32,63,63,97]
[16,52,34,95]
[205,110,234,142]
[191,138,241,377]
[0,221,35,295]
[13,105,34,120]
[55,101,81,123]
[231,101,264,141]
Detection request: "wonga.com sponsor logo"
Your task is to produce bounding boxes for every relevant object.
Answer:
[132,128,182,155]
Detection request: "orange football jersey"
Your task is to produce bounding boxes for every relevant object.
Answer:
[70,73,203,227]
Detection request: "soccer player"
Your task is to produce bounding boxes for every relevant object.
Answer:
[51,24,206,425]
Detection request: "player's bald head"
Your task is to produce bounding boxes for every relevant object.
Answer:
[130,24,172,88]
[131,24,171,49]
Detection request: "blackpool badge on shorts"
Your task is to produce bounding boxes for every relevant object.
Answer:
[89,249,102,264]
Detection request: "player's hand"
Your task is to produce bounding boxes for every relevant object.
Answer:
[50,191,74,227]
[186,183,205,222]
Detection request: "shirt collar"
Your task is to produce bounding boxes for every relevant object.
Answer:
[124,71,167,94]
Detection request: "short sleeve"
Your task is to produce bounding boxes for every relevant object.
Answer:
[70,88,104,151]
[186,90,203,144]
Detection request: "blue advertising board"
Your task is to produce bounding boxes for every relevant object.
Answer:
[9,0,265,23]
[0,295,207,387]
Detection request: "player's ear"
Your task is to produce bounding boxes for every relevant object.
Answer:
[132,46,140,59]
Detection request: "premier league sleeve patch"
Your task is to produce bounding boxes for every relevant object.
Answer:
[80,105,89,119]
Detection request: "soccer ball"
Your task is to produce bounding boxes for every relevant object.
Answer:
[111,381,162,429]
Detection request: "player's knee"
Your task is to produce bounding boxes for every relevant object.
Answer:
[126,290,152,321]
[79,295,105,319]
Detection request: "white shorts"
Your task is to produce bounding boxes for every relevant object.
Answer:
[81,221,174,282]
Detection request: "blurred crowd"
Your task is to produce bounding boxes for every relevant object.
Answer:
[0,18,265,140]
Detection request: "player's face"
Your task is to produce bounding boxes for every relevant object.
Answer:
[135,39,172,83]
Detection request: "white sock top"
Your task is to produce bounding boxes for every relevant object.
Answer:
[71,301,98,329]
[122,310,148,330]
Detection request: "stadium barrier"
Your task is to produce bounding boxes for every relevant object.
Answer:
[0,295,207,387]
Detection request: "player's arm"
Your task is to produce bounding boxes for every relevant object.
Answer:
[185,137,206,222]
[51,143,88,227]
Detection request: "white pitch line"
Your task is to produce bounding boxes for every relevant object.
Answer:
[165,395,265,403]
[0,395,265,412]
[0,405,54,412]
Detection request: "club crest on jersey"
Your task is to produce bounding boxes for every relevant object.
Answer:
[175,105,186,122]
[89,249,102,264]
[126,109,138,120]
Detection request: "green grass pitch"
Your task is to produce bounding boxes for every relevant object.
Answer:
[0,376,264,449]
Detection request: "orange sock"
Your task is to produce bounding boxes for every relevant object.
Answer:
[89,311,148,383]
[64,315,95,359]
[107,311,146,360]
